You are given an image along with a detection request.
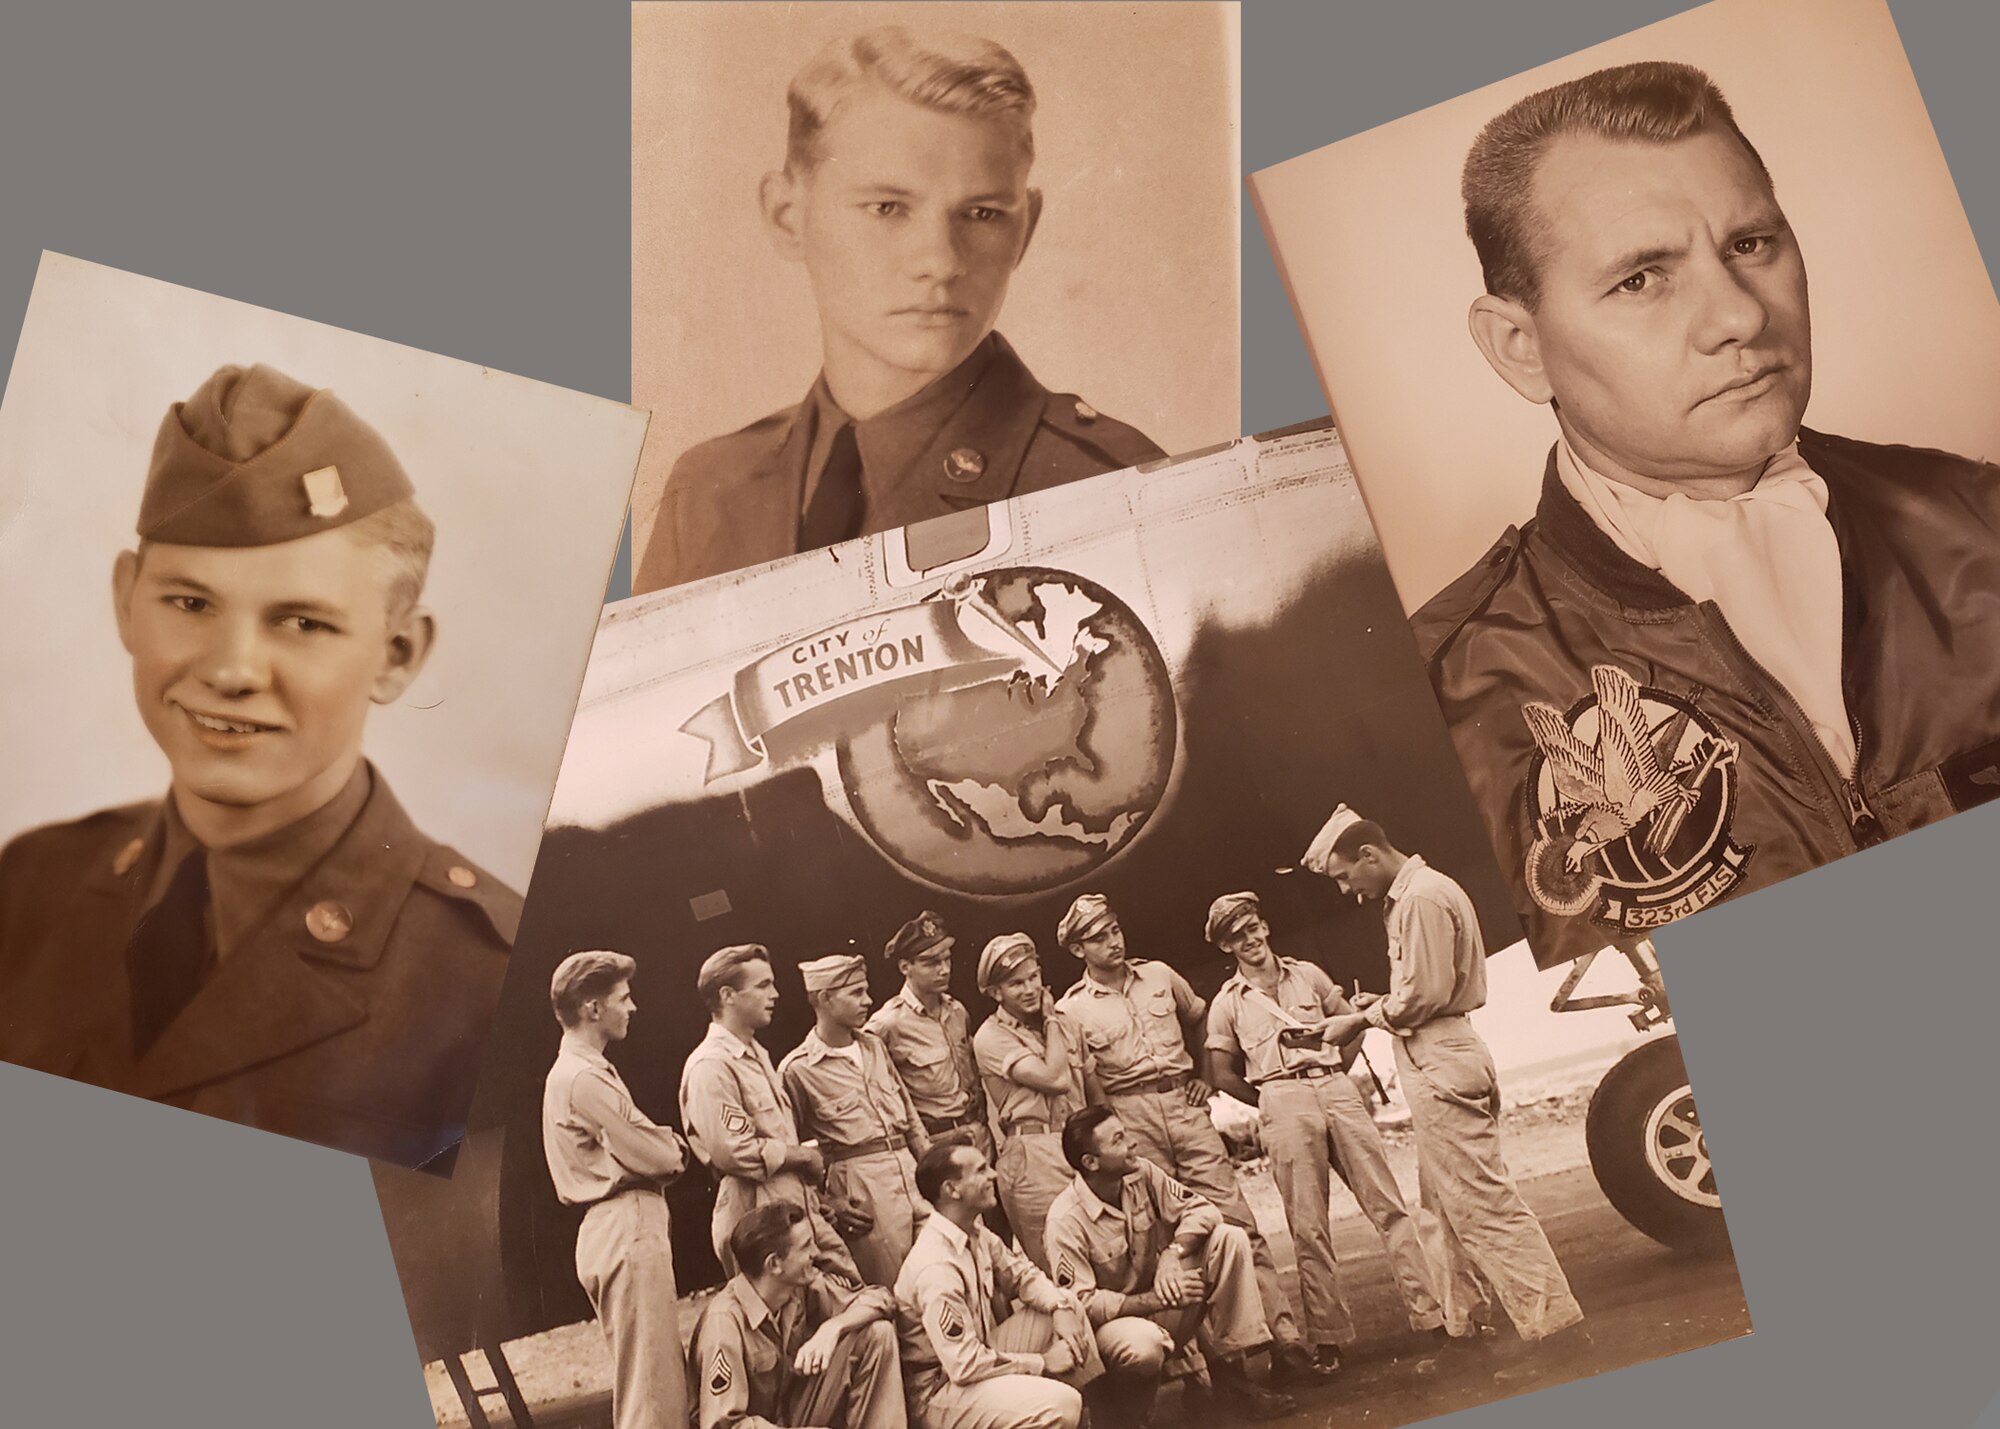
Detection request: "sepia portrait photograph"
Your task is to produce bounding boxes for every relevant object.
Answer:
[372,424,1747,1429]
[0,254,647,1168]
[630,1,1240,594]
[1250,0,2000,967]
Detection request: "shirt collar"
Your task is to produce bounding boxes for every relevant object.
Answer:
[1385,854,1428,906]
[559,1030,612,1071]
[927,1212,974,1254]
[703,1021,767,1061]
[813,335,1000,485]
[1075,1172,1129,1222]
[724,1274,778,1330]
[992,997,1050,1034]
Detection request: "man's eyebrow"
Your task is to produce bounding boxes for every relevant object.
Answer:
[146,570,219,598]
[267,597,354,622]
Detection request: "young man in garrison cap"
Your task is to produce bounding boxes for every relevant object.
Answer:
[681,942,862,1282]
[867,911,991,1160]
[779,951,932,1286]
[1051,892,1323,1386]
[543,950,689,1429]
[633,25,1164,594]
[692,1200,906,1429]
[0,363,517,1167]
[1043,1105,1295,1429]
[1418,60,2000,964]
[1301,806,1588,1382]
[970,932,1086,1273]
[1202,891,1448,1363]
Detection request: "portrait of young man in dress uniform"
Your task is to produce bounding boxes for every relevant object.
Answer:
[1249,0,2000,967]
[0,256,647,1167]
[630,3,1239,594]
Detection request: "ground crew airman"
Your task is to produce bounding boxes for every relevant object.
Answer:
[680,943,861,1281]
[1302,807,1588,1380]
[542,950,690,1429]
[0,361,515,1167]
[971,933,1085,1272]
[633,28,1164,594]
[691,1200,905,1429]
[1051,893,1323,1386]
[780,953,931,1285]
[1043,1107,1294,1429]
[1202,891,1447,1362]
[867,912,991,1157]
[894,1140,1103,1429]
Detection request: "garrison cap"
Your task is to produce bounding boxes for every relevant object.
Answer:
[1056,892,1114,949]
[884,910,953,965]
[1204,892,1263,945]
[1302,803,1368,876]
[976,932,1038,992]
[800,953,867,993]
[138,363,416,546]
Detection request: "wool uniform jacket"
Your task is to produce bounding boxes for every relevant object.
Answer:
[0,768,516,1166]
[1413,428,2000,968]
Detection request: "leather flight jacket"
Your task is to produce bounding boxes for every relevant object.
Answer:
[1413,427,2000,968]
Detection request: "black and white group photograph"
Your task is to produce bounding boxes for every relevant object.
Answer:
[0,254,647,1167]
[373,424,1747,1429]
[628,1,1241,592]
[1251,0,2000,965]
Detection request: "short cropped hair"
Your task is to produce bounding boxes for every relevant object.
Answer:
[786,25,1036,175]
[134,496,434,626]
[729,1200,808,1277]
[1462,61,1773,308]
[915,1140,974,1206]
[1331,818,1393,864]
[698,944,774,1014]
[1062,1105,1118,1173]
[549,949,636,1028]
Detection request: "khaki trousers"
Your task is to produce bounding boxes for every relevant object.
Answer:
[995,1131,1071,1273]
[917,1307,1103,1429]
[575,1189,685,1429]
[781,1319,907,1429]
[1394,1016,1584,1342]
[826,1148,926,1286]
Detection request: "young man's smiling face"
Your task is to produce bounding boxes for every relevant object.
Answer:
[768,83,1040,412]
[113,526,430,840]
[1473,127,1813,496]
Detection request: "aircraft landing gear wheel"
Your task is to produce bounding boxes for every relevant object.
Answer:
[1585,1034,1731,1255]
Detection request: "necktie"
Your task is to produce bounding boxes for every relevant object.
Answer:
[798,421,865,551]
[126,850,214,1056]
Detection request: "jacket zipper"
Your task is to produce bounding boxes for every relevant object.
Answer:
[1699,606,1884,851]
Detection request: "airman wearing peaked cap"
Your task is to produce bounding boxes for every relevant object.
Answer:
[869,911,989,1157]
[0,362,516,1169]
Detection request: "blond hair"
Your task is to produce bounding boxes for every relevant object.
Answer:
[786,26,1035,174]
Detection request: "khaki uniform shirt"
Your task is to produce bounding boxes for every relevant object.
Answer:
[1205,958,1354,1083]
[1367,856,1488,1032]
[895,1213,1074,1399]
[1043,1161,1218,1325]
[680,1022,800,1182]
[866,984,982,1126]
[971,1000,1086,1136]
[541,1032,686,1205]
[777,1028,927,1156]
[693,1271,895,1429]
[1053,960,1204,1093]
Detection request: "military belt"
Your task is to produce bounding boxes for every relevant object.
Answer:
[1109,1073,1189,1097]
[821,1135,906,1165]
[921,1111,984,1137]
[1257,1065,1338,1086]
[1003,1118,1053,1136]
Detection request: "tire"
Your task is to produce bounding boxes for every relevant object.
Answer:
[1584,1035,1731,1255]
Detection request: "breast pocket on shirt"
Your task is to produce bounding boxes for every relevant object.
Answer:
[1143,988,1181,1046]
[902,1045,955,1097]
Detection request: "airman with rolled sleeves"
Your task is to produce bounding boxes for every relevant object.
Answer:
[1044,1107,1294,1429]
[867,912,992,1160]
[1050,893,1325,1386]
[895,1140,1103,1429]
[692,1200,906,1429]
[779,953,932,1286]
[0,362,515,1168]
[971,933,1086,1272]
[1302,808,1588,1378]
[1203,892,1447,1369]
[543,951,690,1429]
[681,944,862,1282]
[631,26,1166,595]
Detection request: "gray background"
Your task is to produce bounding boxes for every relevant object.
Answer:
[1,2,1996,1426]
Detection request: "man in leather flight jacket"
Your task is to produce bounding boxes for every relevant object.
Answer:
[1412,60,2000,967]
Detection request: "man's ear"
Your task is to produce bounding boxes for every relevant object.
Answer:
[111,550,141,653]
[1468,294,1555,405]
[372,606,437,705]
[760,168,808,262]
[1015,187,1044,269]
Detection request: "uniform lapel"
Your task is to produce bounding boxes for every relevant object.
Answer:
[678,399,816,576]
[41,808,168,1081]
[123,769,426,1099]
[905,333,1047,510]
